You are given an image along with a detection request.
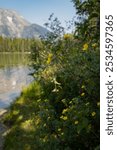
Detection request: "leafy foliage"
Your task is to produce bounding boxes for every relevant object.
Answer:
[72,0,100,40]
[0,36,33,52]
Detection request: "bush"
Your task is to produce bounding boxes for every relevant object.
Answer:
[29,13,100,149]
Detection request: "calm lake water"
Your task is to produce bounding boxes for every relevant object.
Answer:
[0,53,33,108]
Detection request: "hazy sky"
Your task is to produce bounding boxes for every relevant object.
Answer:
[0,0,76,27]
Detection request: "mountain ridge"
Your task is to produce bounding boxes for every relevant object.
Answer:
[0,8,48,38]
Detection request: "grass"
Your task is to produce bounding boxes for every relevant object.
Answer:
[3,82,43,150]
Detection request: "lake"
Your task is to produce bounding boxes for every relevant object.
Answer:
[0,53,33,108]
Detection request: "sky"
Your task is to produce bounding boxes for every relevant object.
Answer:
[0,0,76,28]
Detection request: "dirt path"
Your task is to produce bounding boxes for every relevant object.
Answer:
[0,109,8,150]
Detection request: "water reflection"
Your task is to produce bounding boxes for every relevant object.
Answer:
[0,53,33,108]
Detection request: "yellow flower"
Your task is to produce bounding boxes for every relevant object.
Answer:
[46,53,53,64]
[81,93,85,97]
[74,121,79,125]
[63,34,72,40]
[92,112,96,117]
[63,116,68,120]
[83,43,88,51]
[97,102,100,107]
[48,53,53,57]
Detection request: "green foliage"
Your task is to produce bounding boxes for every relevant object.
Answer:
[72,0,100,40]
[3,81,99,150]
[0,36,32,52]
[29,6,100,149]
[44,13,65,40]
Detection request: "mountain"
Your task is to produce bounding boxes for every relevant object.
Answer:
[22,24,49,38]
[0,8,49,38]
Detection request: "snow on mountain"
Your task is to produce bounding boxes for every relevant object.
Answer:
[7,16,13,24]
[0,8,48,38]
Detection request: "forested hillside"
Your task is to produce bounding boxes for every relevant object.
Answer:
[0,36,32,52]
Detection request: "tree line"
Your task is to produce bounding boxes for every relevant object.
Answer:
[0,36,36,52]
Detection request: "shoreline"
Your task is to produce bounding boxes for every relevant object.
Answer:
[0,108,8,150]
